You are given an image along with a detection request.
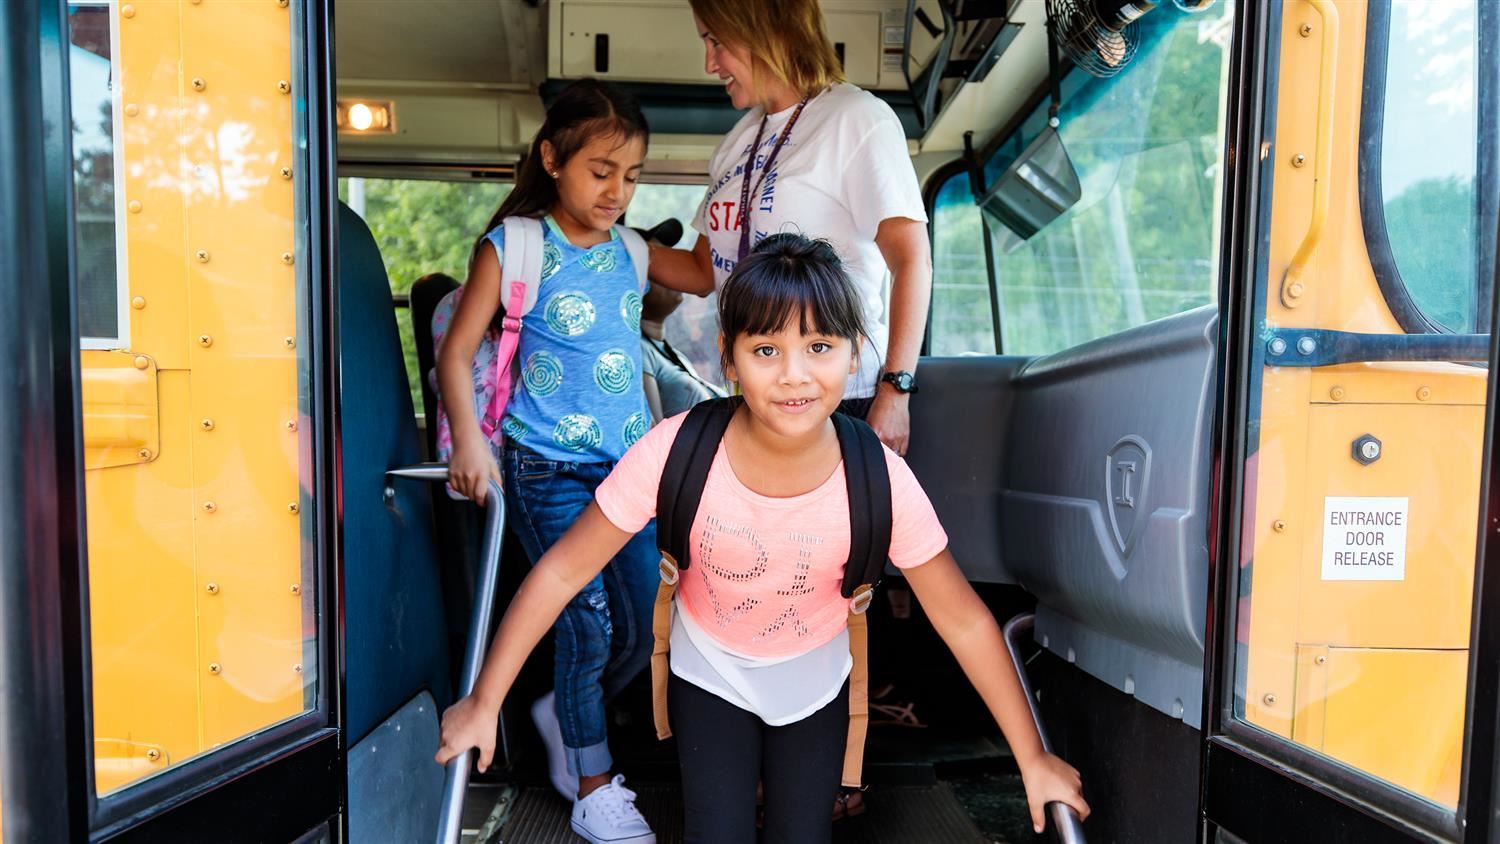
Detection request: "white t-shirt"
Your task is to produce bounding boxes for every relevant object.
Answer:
[693,83,928,399]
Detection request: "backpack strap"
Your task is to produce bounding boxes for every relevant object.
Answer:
[656,396,741,573]
[833,412,893,599]
[479,216,544,438]
[831,411,891,787]
[650,395,740,740]
[616,224,651,293]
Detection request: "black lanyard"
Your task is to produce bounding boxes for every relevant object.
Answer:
[737,98,808,261]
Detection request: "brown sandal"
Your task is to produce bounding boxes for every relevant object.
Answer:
[832,787,867,821]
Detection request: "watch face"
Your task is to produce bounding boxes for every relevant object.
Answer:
[885,371,914,391]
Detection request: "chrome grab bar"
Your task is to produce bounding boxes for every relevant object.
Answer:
[384,463,506,844]
[1002,612,1087,844]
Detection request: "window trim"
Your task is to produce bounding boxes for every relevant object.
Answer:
[1357,0,1489,336]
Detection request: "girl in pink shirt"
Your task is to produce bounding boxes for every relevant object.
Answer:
[437,234,1090,842]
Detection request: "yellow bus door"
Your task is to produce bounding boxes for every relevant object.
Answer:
[0,1,344,840]
[1205,0,1500,840]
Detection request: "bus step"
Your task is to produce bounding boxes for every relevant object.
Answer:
[496,782,987,842]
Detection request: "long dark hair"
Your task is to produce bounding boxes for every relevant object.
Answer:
[473,79,649,262]
[717,233,868,374]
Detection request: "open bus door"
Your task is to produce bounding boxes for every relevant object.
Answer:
[1203,0,1500,840]
[0,0,346,840]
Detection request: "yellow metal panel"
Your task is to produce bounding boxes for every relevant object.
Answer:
[193,361,304,746]
[86,0,306,795]
[1290,644,1328,749]
[179,0,303,747]
[1320,648,1466,807]
[1242,1,1482,806]
[1295,401,1480,649]
[80,350,160,470]
[1243,365,1315,735]
[1265,0,1396,334]
[117,1,189,368]
[1311,362,1487,408]
[87,369,200,793]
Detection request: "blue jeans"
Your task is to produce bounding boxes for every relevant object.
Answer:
[504,444,659,778]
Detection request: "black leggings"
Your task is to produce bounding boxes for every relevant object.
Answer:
[670,674,849,844]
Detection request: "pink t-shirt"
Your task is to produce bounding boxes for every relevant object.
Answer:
[595,413,949,660]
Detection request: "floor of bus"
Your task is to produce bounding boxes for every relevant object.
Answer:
[449,544,1039,842]
[456,709,1035,843]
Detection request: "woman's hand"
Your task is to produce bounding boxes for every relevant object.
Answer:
[1019,752,1090,834]
[434,694,502,773]
[866,389,911,455]
[449,438,501,505]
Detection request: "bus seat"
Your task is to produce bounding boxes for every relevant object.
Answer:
[337,201,453,745]
[1001,305,1218,728]
[408,270,486,688]
[410,271,460,457]
[905,355,1031,583]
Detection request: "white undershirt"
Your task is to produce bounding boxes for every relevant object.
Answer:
[669,597,852,726]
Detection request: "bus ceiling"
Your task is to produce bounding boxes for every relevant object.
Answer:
[331,0,1060,174]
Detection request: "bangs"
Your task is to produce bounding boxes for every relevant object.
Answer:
[718,236,866,344]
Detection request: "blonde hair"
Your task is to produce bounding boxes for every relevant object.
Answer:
[690,0,845,99]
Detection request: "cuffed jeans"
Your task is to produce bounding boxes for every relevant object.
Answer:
[504,444,659,778]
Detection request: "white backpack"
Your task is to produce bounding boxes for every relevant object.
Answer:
[430,216,649,468]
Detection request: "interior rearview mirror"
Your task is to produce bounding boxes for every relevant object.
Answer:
[976,125,1082,251]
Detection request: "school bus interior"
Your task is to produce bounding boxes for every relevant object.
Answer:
[23,0,1500,837]
[332,1,1233,841]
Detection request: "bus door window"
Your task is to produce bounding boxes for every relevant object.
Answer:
[70,0,320,800]
[1230,0,1492,821]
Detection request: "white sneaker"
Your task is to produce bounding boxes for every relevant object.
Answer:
[570,774,655,844]
[530,692,579,801]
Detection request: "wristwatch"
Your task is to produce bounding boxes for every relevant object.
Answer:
[880,370,918,394]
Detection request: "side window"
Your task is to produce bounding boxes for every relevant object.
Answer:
[929,171,995,356]
[70,1,125,348]
[338,176,512,406]
[980,3,1232,355]
[1366,0,1482,333]
[339,177,727,405]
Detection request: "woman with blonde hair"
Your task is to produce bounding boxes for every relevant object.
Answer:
[650,0,932,456]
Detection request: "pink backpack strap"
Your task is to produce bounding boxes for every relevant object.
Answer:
[479,215,545,438]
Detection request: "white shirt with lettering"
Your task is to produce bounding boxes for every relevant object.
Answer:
[693,83,928,399]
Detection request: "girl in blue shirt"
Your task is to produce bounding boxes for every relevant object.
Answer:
[435,79,664,844]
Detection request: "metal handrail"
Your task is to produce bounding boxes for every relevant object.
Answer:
[383,463,505,844]
[1002,612,1087,844]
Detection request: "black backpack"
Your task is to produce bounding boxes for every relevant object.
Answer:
[647,396,893,787]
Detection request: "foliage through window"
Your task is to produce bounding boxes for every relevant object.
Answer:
[929,173,994,356]
[340,177,724,409]
[70,1,123,345]
[1374,0,1481,333]
[976,3,1233,356]
[339,177,512,407]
